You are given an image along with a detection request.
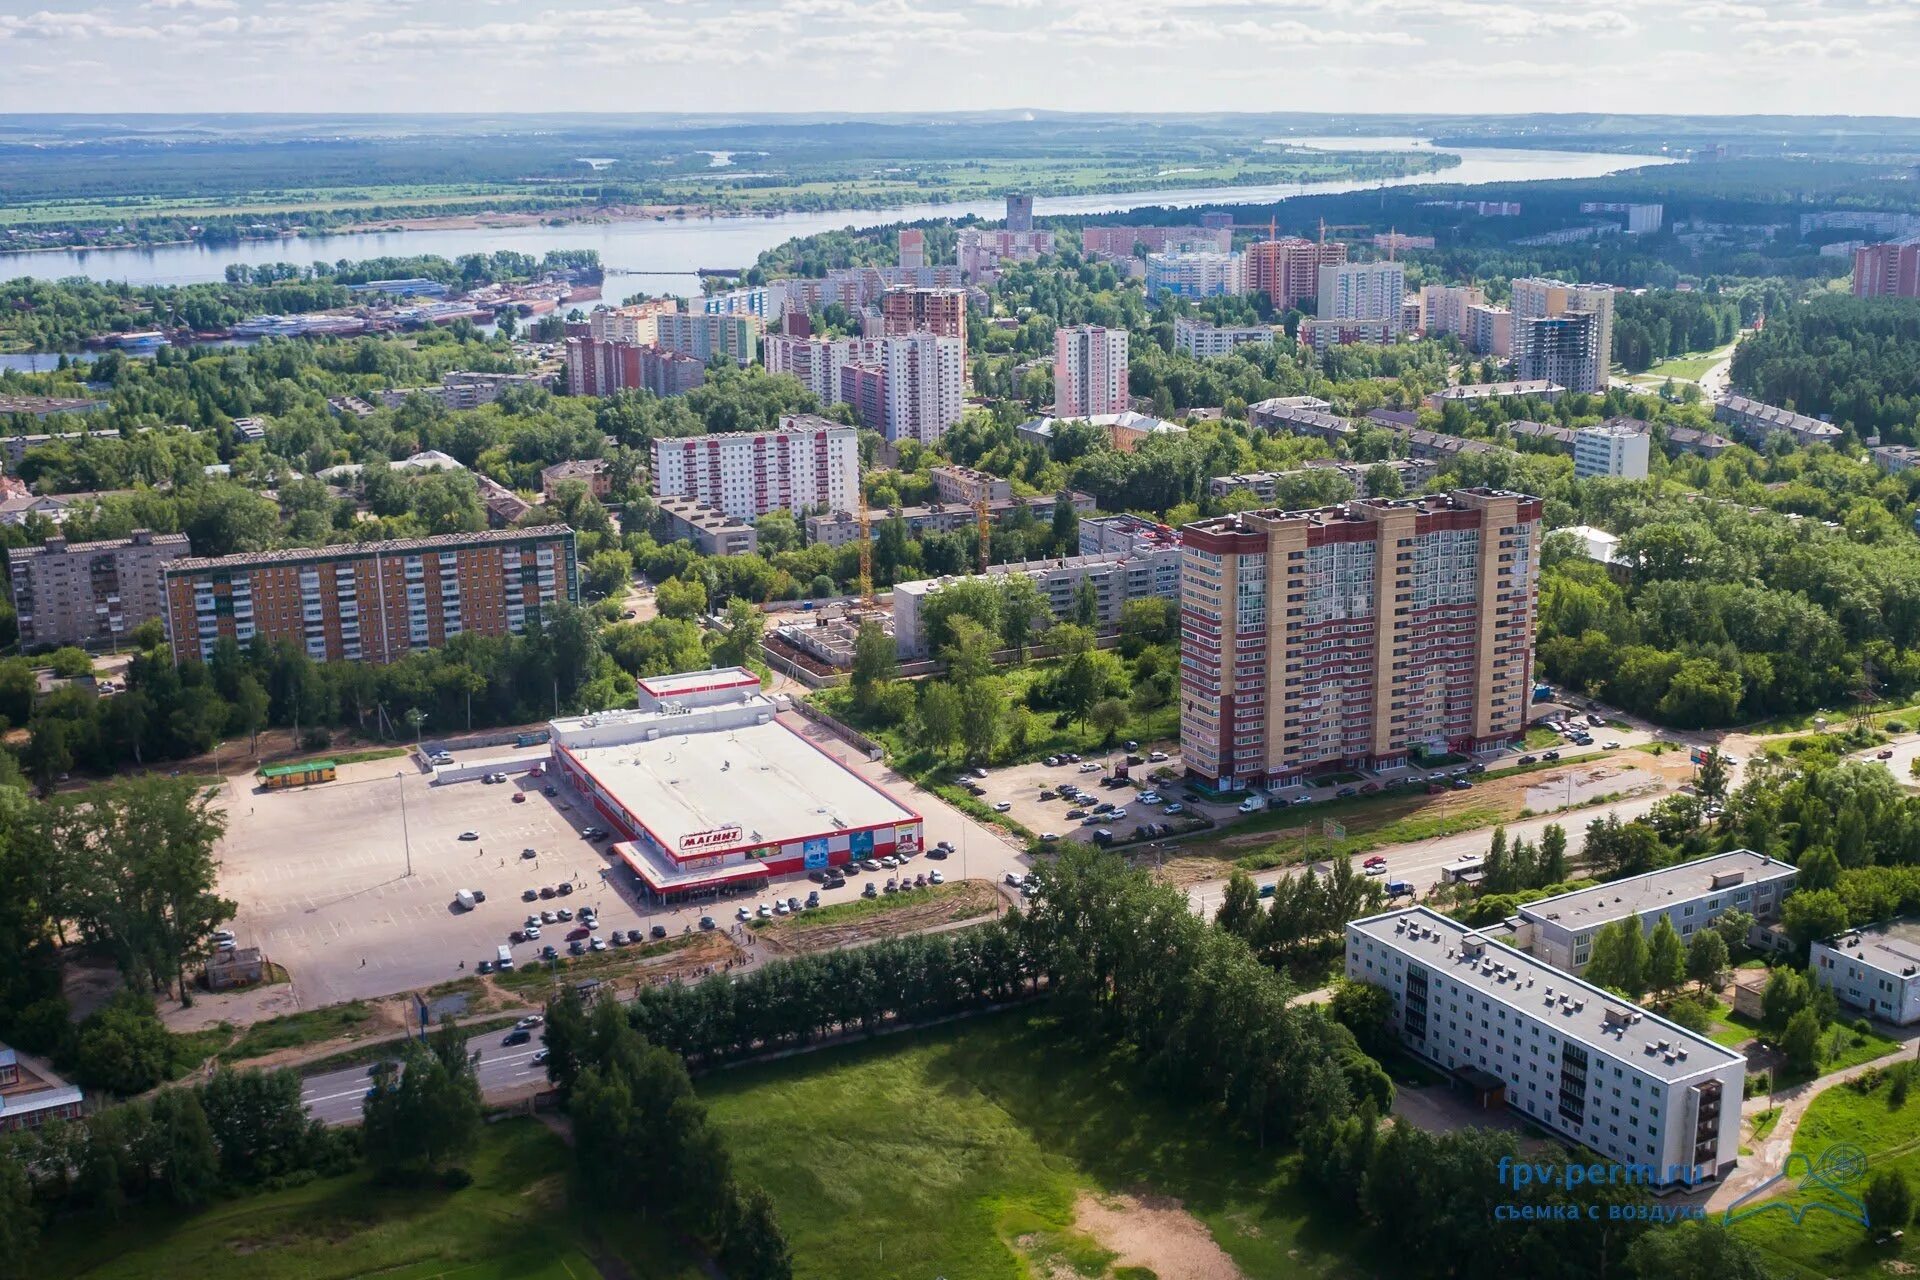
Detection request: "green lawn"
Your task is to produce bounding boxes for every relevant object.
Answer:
[1523,726,1564,749]
[37,1119,702,1280]
[219,1000,378,1063]
[702,1008,1356,1280]
[1734,1070,1920,1278]
[748,880,992,935]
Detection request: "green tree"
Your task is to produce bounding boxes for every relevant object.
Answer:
[1686,929,1729,989]
[1073,575,1099,629]
[0,1154,41,1276]
[1584,917,1650,997]
[1761,967,1815,1033]
[1696,748,1731,808]
[1648,917,1687,997]
[998,573,1047,657]
[1713,908,1755,956]
[1781,1006,1823,1076]
[1867,1170,1915,1233]
[719,1183,794,1280]
[1782,889,1850,958]
[849,620,898,715]
[149,1087,220,1206]
[1214,870,1262,941]
[655,575,708,621]
[710,598,767,668]
[1088,697,1128,746]
[1798,846,1842,893]
[916,682,963,759]
[1539,823,1569,884]
[1330,979,1396,1058]
[956,678,1006,763]
[584,549,634,600]
[1624,1219,1777,1280]
[233,675,270,757]
[361,1020,483,1175]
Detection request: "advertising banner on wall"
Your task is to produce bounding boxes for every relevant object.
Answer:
[803,836,830,869]
[850,828,874,857]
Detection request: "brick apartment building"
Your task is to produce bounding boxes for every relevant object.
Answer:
[1244,237,1347,310]
[648,415,858,520]
[880,285,967,348]
[1178,489,1541,789]
[10,529,190,648]
[162,526,578,665]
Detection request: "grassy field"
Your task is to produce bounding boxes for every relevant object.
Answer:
[749,879,993,936]
[38,1119,702,1280]
[1734,1070,1920,1278]
[218,1000,379,1063]
[702,1007,1356,1280]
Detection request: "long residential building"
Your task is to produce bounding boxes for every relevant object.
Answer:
[10,529,191,649]
[649,415,858,520]
[1346,906,1745,1187]
[808,490,1094,549]
[1146,252,1243,298]
[1178,489,1541,789]
[1514,850,1797,974]
[1053,325,1130,418]
[893,546,1182,658]
[162,526,578,666]
[1173,316,1275,359]
[1419,284,1487,338]
[1714,393,1845,448]
[1572,420,1651,479]
[1509,278,1614,394]
[957,227,1053,280]
[588,299,679,344]
[1081,225,1232,258]
[1244,237,1347,310]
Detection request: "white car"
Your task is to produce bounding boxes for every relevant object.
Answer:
[993,801,1012,813]
[757,903,772,918]
[929,870,944,884]
[1148,751,1169,763]
[1364,864,1387,877]
[773,902,789,916]
[516,1015,544,1029]
[736,906,751,921]
[1078,762,1099,772]
[1109,808,1128,821]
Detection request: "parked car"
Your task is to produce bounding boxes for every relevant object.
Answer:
[1543,750,1561,761]
[589,936,606,952]
[1606,741,1623,751]
[698,916,715,931]
[926,845,948,860]
[520,847,538,859]
[556,883,573,897]
[1880,748,1897,760]
[1519,755,1538,765]
[1039,832,1060,842]
[1148,750,1169,763]
[929,870,944,885]
[1451,778,1474,791]
[1164,803,1186,815]
[1588,713,1607,727]
[863,882,878,898]
[503,1029,532,1046]
[1336,786,1358,799]
[654,924,671,938]
[1045,755,1061,767]
[1078,761,1099,773]
[459,831,480,841]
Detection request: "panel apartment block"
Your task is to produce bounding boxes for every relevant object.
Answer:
[162,526,578,665]
[10,530,190,648]
[1347,907,1745,1186]
[648,416,858,521]
[1053,325,1129,418]
[1515,850,1797,974]
[1812,919,1920,1026]
[1179,489,1541,789]
[1510,277,1614,395]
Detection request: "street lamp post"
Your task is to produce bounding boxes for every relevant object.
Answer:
[396,771,413,878]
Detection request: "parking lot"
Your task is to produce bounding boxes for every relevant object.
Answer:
[966,747,1227,846]
[216,716,1029,1007]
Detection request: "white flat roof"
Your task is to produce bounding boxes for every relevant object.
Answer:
[1351,907,1743,1083]
[636,668,762,700]
[1518,849,1796,932]
[1820,919,1920,978]
[570,717,915,858]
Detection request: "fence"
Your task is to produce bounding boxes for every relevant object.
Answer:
[788,698,885,762]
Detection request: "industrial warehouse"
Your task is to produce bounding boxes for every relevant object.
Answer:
[546,668,924,901]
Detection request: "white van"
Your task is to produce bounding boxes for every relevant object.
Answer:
[454,889,477,912]
[495,944,514,971]
[1238,795,1268,814]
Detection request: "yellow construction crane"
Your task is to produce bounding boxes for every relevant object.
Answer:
[856,487,876,610]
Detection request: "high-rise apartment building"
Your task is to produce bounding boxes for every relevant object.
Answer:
[1853,241,1920,299]
[1572,420,1651,480]
[1317,261,1407,335]
[880,286,968,348]
[1004,193,1034,233]
[1420,284,1487,337]
[1510,278,1614,394]
[654,312,760,367]
[648,415,859,520]
[1053,325,1130,418]
[564,337,704,398]
[897,228,927,270]
[957,228,1053,281]
[1465,303,1514,358]
[1178,489,1541,789]
[10,529,190,648]
[766,332,964,443]
[1145,252,1243,298]
[162,526,578,666]
[1514,312,1601,396]
[1244,237,1347,310]
[588,299,678,345]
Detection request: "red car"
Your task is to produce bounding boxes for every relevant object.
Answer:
[1363,856,1387,868]
[512,792,527,803]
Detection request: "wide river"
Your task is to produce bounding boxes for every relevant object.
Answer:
[3,137,1672,303]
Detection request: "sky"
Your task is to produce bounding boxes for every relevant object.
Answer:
[0,0,1918,117]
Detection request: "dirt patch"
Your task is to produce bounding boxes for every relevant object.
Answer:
[1073,1191,1242,1280]
[756,880,1000,954]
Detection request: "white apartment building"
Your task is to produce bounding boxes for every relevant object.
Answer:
[647,415,858,521]
[1173,316,1276,360]
[1811,920,1920,1026]
[1053,325,1130,418]
[891,547,1181,658]
[1573,421,1652,480]
[1145,252,1243,298]
[1316,261,1408,334]
[1465,303,1513,358]
[1510,278,1614,395]
[654,312,761,368]
[1347,907,1746,1186]
[766,333,964,443]
[1514,850,1798,974]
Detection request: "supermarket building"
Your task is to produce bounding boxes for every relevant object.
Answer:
[546,668,923,901]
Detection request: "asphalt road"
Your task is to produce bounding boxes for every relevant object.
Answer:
[300,1021,551,1125]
